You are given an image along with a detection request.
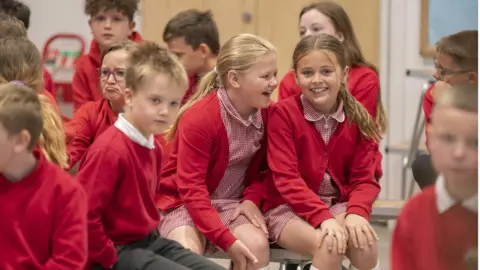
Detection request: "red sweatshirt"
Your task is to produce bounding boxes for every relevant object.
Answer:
[278,67,383,178]
[157,90,270,251]
[76,125,162,268]
[391,186,477,270]
[0,151,88,269]
[72,32,143,112]
[263,95,380,227]
[423,84,435,149]
[65,99,169,169]
[43,67,55,97]
[181,75,199,105]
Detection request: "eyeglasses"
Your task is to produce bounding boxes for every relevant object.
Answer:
[434,61,472,79]
[98,68,126,82]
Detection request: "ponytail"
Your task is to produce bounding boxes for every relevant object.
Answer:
[164,70,219,142]
[339,83,381,142]
[37,95,68,169]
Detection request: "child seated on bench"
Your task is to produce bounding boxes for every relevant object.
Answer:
[264,34,381,270]
[392,83,477,270]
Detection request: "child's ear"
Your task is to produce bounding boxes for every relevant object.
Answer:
[198,43,212,58]
[13,130,31,154]
[124,88,133,106]
[227,70,240,89]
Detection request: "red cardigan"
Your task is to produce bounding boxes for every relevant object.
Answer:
[391,187,477,270]
[264,95,380,228]
[278,66,383,178]
[422,84,435,150]
[157,89,270,251]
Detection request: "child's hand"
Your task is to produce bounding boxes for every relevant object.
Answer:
[230,200,268,235]
[319,218,348,255]
[344,214,379,250]
[227,240,258,270]
[335,212,347,227]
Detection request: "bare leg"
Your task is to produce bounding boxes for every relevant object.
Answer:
[232,224,270,270]
[166,225,206,255]
[346,236,378,270]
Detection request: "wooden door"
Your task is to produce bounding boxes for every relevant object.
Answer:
[141,0,257,46]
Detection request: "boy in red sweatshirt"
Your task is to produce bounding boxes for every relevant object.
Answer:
[163,9,219,104]
[412,30,478,189]
[72,0,143,112]
[76,41,225,270]
[391,83,478,270]
[0,83,88,269]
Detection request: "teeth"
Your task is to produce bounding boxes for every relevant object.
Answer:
[311,88,326,93]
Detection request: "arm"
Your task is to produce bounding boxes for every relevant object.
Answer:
[76,149,122,268]
[349,73,378,117]
[176,118,237,252]
[346,136,381,219]
[66,104,95,168]
[267,107,333,228]
[44,184,88,269]
[391,207,415,270]
[72,67,91,112]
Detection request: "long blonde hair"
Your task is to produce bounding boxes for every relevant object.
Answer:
[293,34,381,142]
[165,33,276,141]
[0,37,68,168]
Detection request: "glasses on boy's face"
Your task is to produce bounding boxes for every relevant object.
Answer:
[98,68,126,83]
[434,60,471,79]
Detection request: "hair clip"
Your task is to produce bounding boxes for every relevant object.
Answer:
[10,80,26,86]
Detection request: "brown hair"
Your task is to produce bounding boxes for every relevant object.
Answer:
[434,83,478,113]
[0,37,67,168]
[163,9,220,56]
[85,0,138,20]
[101,39,135,62]
[293,34,380,141]
[165,33,276,141]
[0,0,30,29]
[0,12,27,37]
[125,41,188,92]
[0,83,42,150]
[300,1,387,134]
[436,30,478,72]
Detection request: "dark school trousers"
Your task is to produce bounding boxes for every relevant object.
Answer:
[93,231,227,270]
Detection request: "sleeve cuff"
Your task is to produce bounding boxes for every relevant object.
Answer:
[347,205,370,220]
[241,194,263,208]
[95,242,117,269]
[310,210,335,228]
[215,230,238,252]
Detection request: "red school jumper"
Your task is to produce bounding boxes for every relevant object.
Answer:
[156,89,270,252]
[72,32,143,112]
[76,124,163,268]
[391,185,477,270]
[422,83,435,149]
[0,151,88,269]
[65,99,169,169]
[278,66,383,178]
[181,75,199,105]
[263,95,380,226]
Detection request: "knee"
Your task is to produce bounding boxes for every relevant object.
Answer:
[347,241,378,269]
[241,230,270,256]
[116,248,155,270]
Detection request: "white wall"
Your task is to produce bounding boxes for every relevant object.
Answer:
[23,0,433,200]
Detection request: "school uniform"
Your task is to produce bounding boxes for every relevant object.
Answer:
[0,150,88,269]
[391,176,477,270]
[278,66,383,179]
[65,98,168,169]
[263,94,380,242]
[181,75,199,105]
[77,114,225,270]
[157,88,269,253]
[43,67,56,97]
[72,32,143,112]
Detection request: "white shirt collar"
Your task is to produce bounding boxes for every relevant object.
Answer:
[435,175,477,213]
[114,113,155,149]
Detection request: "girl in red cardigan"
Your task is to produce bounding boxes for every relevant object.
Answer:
[279,2,386,179]
[264,34,381,270]
[392,83,478,270]
[157,33,277,270]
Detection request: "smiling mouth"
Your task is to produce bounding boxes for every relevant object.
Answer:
[310,87,328,93]
[261,90,273,97]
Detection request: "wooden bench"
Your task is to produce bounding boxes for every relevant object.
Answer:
[209,200,405,269]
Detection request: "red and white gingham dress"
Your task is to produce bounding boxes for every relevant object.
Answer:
[265,95,347,242]
[158,88,264,253]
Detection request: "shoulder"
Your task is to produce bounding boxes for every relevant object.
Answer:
[179,90,222,134]
[269,96,302,126]
[43,162,86,201]
[76,100,103,115]
[398,186,436,220]
[349,65,379,85]
[88,126,126,156]
[280,70,296,85]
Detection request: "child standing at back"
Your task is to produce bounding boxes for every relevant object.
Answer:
[0,37,68,169]
[278,1,386,179]
[158,33,276,270]
[76,41,224,270]
[163,9,219,104]
[392,83,478,270]
[0,83,87,269]
[264,34,381,270]
[73,0,143,112]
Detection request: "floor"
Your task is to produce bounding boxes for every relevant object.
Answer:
[59,101,393,270]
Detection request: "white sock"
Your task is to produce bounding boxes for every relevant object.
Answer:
[348,260,380,270]
[309,265,320,270]
[256,266,270,270]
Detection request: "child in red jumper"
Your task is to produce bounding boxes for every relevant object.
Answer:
[392,83,478,270]
[72,0,143,112]
[76,41,224,270]
[412,30,478,189]
[264,34,381,270]
[278,2,386,180]
[158,33,276,270]
[0,37,68,169]
[163,9,219,104]
[0,83,87,269]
